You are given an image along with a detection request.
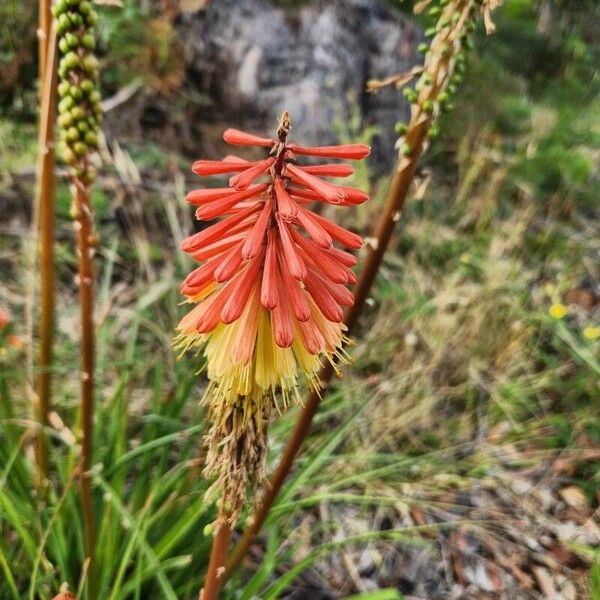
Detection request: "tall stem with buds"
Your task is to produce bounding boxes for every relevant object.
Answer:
[53,0,101,595]
[224,0,501,582]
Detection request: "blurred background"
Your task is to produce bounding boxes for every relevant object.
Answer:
[1,0,599,598]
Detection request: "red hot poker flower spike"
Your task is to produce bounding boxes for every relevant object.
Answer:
[175,113,370,519]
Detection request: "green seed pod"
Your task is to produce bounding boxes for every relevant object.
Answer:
[84,165,97,183]
[59,97,75,113]
[451,73,463,85]
[58,113,74,128]
[82,33,95,50]
[86,10,98,26]
[447,83,457,95]
[403,88,418,103]
[422,99,434,114]
[438,91,449,105]
[418,43,429,54]
[425,27,437,37]
[55,0,69,14]
[428,124,440,139]
[80,79,94,94]
[64,52,80,69]
[401,142,412,157]
[69,12,83,27]
[84,131,98,147]
[441,102,454,113]
[394,121,408,135]
[83,54,99,75]
[70,85,83,101]
[73,142,87,156]
[88,90,101,105]
[58,81,70,97]
[54,0,101,180]
[428,6,441,17]
[57,14,71,33]
[70,106,86,121]
[67,127,80,142]
[421,74,433,86]
[66,32,79,48]
[62,147,77,165]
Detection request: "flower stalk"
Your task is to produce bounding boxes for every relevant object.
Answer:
[223,0,501,584]
[53,0,101,594]
[34,17,58,488]
[178,114,370,599]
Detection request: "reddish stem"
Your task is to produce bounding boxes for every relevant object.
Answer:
[34,22,58,488]
[200,511,233,600]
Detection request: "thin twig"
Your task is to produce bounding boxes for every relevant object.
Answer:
[224,0,488,583]
[34,20,58,488]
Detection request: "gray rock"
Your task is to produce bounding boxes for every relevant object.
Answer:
[178,0,420,172]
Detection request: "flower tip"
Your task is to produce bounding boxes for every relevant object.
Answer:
[223,128,274,148]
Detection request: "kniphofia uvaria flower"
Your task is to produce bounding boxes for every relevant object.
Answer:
[176,113,370,517]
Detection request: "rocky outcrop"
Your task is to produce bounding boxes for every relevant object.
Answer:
[105,0,421,172]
